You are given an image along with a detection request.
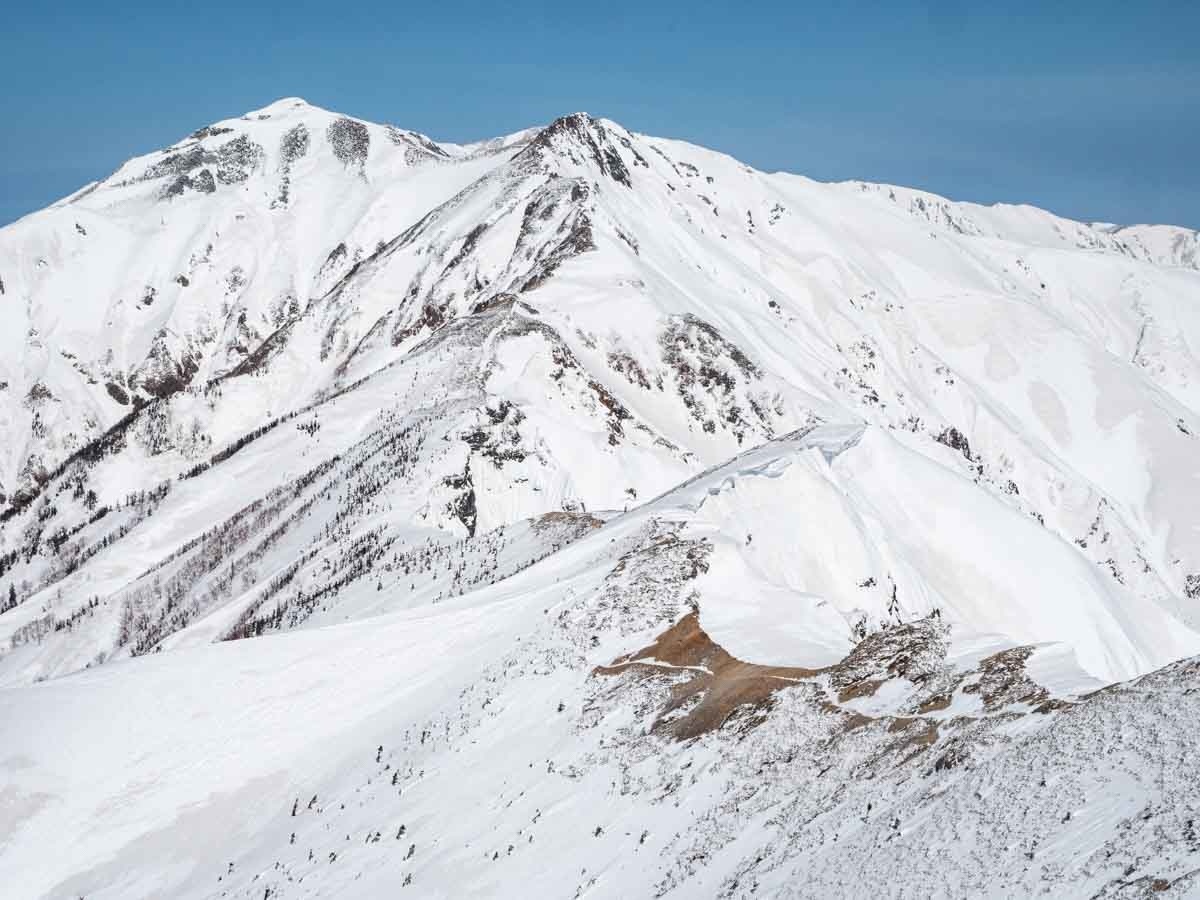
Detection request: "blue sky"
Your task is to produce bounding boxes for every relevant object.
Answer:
[2,1,1197,227]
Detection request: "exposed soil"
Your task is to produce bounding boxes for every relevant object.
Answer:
[596,610,820,740]
[596,604,1064,750]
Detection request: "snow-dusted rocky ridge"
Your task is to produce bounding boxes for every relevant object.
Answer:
[2,99,1200,898]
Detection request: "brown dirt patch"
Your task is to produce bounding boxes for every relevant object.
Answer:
[815,699,873,733]
[596,610,820,740]
[837,678,885,703]
[595,608,1062,754]
[916,693,954,714]
[886,716,941,762]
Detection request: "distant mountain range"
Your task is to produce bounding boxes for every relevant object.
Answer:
[2,98,1199,898]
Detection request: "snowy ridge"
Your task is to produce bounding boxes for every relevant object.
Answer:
[2,429,1198,897]
[2,99,1200,897]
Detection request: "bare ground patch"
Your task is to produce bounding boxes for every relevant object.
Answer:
[596,610,820,740]
[595,606,1068,751]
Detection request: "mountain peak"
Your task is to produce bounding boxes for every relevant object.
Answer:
[544,110,597,129]
[3,96,1200,899]
[246,96,316,117]
[523,111,637,187]
[534,111,623,144]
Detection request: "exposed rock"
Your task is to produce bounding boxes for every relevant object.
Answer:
[327,117,369,168]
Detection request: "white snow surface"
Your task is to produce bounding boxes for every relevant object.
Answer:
[2,99,1200,898]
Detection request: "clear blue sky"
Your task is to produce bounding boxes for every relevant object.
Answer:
[2,1,1197,228]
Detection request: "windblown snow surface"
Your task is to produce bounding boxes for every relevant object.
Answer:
[2,99,1200,898]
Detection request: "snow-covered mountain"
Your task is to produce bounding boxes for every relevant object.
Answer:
[2,98,1199,898]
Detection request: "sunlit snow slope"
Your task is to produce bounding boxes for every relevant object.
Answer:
[4,425,1200,898]
[2,98,1200,899]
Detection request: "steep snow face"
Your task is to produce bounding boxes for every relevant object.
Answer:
[1,103,1199,693]
[665,426,1198,682]
[1094,221,1200,270]
[0,98,521,503]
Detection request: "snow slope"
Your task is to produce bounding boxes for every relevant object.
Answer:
[3,427,1199,898]
[2,99,1200,897]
